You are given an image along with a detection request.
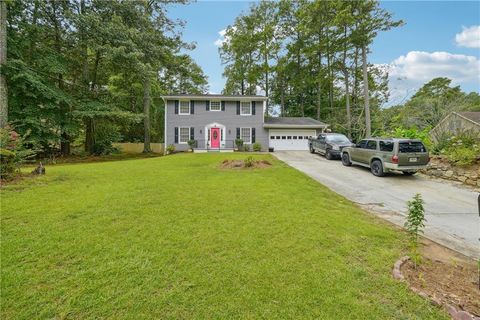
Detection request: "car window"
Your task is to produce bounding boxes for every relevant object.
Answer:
[399,141,426,153]
[326,134,350,144]
[366,140,377,150]
[318,135,326,142]
[357,140,368,148]
[379,141,394,152]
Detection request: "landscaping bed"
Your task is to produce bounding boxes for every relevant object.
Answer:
[219,158,272,169]
[400,239,479,317]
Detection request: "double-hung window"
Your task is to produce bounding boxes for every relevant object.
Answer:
[179,101,190,115]
[240,101,251,115]
[210,101,221,111]
[179,127,190,144]
[240,127,251,144]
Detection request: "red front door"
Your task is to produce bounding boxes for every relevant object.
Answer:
[210,128,220,148]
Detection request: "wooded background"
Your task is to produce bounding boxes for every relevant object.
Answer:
[0,0,478,158]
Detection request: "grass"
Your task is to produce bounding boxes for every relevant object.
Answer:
[1,153,447,319]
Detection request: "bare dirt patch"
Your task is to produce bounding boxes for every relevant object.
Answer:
[219,159,272,169]
[401,238,480,317]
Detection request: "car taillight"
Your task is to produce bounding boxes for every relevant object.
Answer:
[391,155,399,164]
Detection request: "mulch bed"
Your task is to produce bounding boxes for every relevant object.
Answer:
[219,159,272,169]
[400,240,480,317]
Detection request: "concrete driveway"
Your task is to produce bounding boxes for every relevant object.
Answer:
[273,151,480,259]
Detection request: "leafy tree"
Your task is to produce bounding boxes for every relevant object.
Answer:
[5,0,208,157]
[405,193,426,268]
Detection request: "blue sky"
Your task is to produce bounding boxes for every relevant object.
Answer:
[168,1,480,104]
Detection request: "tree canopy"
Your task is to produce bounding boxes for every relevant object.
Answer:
[4,0,208,155]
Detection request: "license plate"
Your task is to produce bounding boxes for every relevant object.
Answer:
[409,157,418,162]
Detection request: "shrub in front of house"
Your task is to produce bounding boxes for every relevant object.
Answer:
[235,139,243,151]
[166,144,175,154]
[252,143,261,152]
[187,140,196,151]
[243,144,250,152]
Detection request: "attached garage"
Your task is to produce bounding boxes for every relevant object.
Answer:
[264,117,328,151]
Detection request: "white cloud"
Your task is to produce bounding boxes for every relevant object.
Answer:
[214,29,227,47]
[385,51,480,105]
[455,25,480,48]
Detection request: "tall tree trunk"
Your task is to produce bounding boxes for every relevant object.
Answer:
[0,0,8,128]
[143,76,151,153]
[343,27,351,139]
[362,45,371,138]
[52,2,70,155]
[326,30,333,111]
[344,69,351,139]
[28,0,39,63]
[317,51,322,121]
[80,0,95,154]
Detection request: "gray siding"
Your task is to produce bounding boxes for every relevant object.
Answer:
[165,99,268,151]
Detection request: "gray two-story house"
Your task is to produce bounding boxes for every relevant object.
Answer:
[162,94,328,152]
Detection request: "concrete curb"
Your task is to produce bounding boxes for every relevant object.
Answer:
[393,256,479,320]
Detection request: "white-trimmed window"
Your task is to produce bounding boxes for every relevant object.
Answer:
[241,127,251,144]
[240,101,251,115]
[179,101,190,115]
[179,127,190,144]
[210,101,221,111]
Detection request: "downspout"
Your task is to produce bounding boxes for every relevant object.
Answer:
[162,96,167,155]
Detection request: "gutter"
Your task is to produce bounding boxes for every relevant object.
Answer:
[263,124,329,129]
[161,95,268,101]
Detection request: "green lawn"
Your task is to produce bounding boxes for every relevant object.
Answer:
[1,154,446,319]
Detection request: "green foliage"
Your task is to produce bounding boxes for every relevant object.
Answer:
[384,78,480,131]
[404,194,426,267]
[434,131,480,166]
[166,144,175,154]
[252,143,262,152]
[378,126,433,150]
[6,0,207,156]
[0,148,16,180]
[235,139,244,148]
[187,140,196,149]
[243,144,250,152]
[219,0,402,140]
[244,155,254,167]
[447,147,479,166]
[0,127,36,179]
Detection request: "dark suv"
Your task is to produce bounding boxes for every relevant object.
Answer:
[341,138,430,176]
[308,133,354,160]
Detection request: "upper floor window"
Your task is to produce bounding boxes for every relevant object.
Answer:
[240,101,251,115]
[179,101,190,115]
[210,101,221,111]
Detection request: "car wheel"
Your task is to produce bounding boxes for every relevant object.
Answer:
[370,160,384,177]
[403,171,416,176]
[325,150,333,160]
[341,153,351,166]
[309,145,315,154]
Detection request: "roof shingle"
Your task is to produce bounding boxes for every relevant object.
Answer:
[457,112,480,124]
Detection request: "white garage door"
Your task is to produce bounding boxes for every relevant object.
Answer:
[269,129,317,151]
